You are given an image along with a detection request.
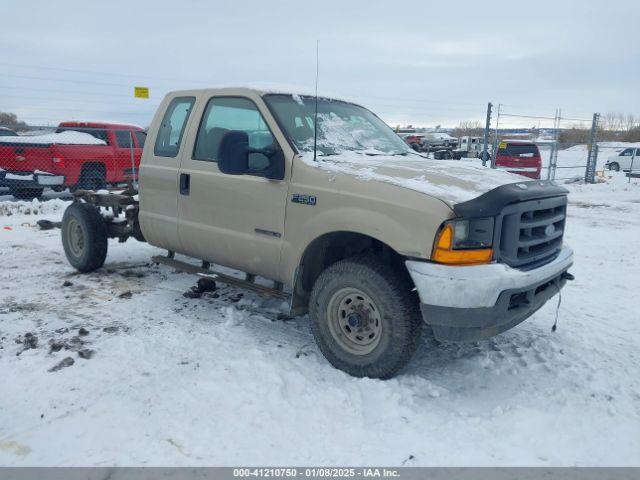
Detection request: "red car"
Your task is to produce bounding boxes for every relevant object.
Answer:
[0,121,145,200]
[402,134,425,151]
[495,140,542,179]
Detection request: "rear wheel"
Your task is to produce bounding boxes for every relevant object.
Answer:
[609,162,620,172]
[9,186,43,201]
[61,202,108,272]
[310,255,422,379]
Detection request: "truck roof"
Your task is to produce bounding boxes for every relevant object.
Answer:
[165,87,360,107]
[57,121,145,131]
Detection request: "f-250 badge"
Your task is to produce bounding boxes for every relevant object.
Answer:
[291,193,317,206]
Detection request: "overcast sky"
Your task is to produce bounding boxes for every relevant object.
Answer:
[1,0,638,128]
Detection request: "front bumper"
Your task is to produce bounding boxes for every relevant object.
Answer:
[0,170,65,188]
[405,246,574,341]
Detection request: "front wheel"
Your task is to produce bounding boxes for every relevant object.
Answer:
[61,202,108,272]
[609,162,620,172]
[310,255,422,379]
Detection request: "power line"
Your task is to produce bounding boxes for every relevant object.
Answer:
[1,104,152,117]
[0,62,214,86]
[0,64,489,110]
[0,73,164,89]
[0,84,148,99]
[1,93,160,107]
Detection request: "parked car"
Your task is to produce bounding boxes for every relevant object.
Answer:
[59,88,574,379]
[605,147,640,172]
[401,134,424,151]
[423,132,458,149]
[0,127,18,137]
[494,140,542,179]
[0,121,145,200]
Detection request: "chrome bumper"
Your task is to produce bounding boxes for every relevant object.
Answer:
[405,246,574,309]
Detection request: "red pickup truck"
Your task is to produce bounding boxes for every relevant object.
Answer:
[0,121,145,200]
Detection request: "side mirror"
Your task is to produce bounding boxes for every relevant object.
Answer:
[218,130,285,180]
[218,130,249,175]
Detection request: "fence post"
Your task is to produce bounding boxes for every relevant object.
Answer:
[482,102,492,166]
[585,113,599,184]
[547,109,560,181]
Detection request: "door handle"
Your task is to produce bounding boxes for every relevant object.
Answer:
[179,173,190,195]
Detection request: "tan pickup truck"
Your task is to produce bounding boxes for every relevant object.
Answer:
[60,88,574,379]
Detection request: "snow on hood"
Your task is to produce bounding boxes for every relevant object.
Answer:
[300,151,524,205]
[0,130,106,145]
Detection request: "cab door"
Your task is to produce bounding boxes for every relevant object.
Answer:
[138,95,197,254]
[177,95,289,281]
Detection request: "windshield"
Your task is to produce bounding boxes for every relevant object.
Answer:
[264,94,411,156]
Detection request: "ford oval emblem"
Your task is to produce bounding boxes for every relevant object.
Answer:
[545,224,556,236]
[516,183,528,190]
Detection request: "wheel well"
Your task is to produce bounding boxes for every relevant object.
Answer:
[293,232,409,313]
[80,162,106,179]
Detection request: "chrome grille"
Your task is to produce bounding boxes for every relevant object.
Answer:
[497,196,567,269]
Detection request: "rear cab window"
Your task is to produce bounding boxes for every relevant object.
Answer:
[497,142,540,158]
[56,127,109,145]
[154,97,195,157]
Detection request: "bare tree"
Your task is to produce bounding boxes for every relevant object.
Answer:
[451,120,484,138]
[624,113,637,132]
[0,111,28,130]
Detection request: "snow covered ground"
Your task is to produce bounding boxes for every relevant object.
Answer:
[1,174,639,467]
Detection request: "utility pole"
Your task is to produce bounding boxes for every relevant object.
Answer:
[482,102,492,166]
[491,104,501,168]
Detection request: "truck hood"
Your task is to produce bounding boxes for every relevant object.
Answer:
[300,152,526,206]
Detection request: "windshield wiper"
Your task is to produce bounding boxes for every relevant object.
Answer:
[361,151,409,156]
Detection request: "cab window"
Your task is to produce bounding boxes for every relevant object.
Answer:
[193,96,275,171]
[135,131,146,148]
[115,130,132,148]
[56,127,109,144]
[154,97,195,157]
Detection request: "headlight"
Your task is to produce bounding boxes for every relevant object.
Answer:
[431,217,494,265]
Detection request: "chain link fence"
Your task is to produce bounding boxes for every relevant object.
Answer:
[490,109,602,183]
[0,123,144,201]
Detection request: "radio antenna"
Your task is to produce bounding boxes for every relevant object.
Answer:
[313,40,319,162]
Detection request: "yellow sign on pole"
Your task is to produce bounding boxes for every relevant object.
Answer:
[134,86,149,99]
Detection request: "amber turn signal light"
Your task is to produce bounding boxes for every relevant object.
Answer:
[431,224,493,266]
